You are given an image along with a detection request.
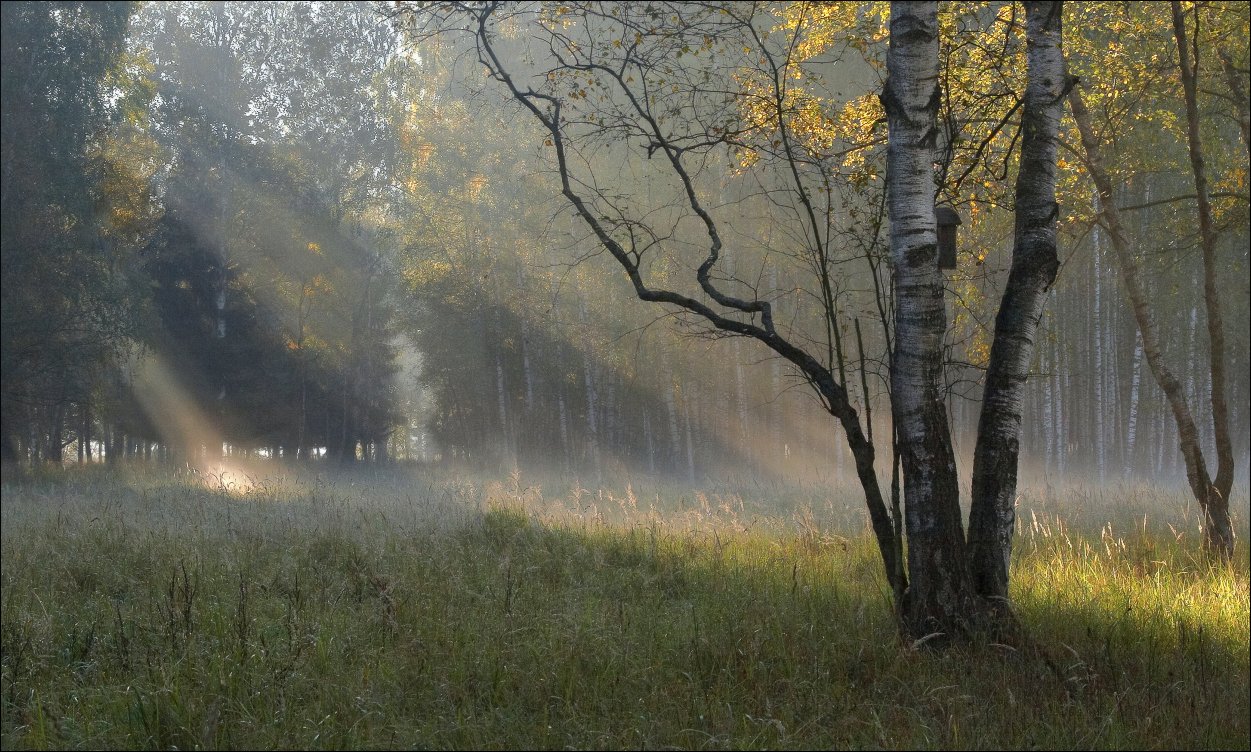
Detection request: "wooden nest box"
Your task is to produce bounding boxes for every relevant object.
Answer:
[935,205,962,269]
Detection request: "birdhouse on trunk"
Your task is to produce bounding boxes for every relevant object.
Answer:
[935,206,961,269]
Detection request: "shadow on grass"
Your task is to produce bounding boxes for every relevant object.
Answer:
[417,506,1249,749]
[1,490,1247,750]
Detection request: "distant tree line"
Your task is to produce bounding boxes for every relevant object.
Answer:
[1,0,1247,507]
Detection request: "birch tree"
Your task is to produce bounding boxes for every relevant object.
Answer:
[1068,88,1235,556]
[880,1,975,633]
[1062,0,1243,556]
[966,0,1066,604]
[397,0,1068,640]
[1172,0,1235,551]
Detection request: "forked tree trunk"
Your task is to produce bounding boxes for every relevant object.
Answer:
[436,0,1078,641]
[968,0,1066,604]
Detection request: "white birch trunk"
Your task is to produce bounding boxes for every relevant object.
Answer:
[495,355,509,458]
[1093,197,1106,481]
[1059,339,1069,477]
[884,0,974,633]
[1125,330,1143,478]
[968,0,1066,601]
[1043,320,1055,476]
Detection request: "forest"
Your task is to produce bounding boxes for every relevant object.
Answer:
[1,1,1248,749]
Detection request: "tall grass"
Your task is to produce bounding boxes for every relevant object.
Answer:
[2,466,1247,749]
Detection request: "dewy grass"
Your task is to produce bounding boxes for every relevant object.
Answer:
[2,467,1247,749]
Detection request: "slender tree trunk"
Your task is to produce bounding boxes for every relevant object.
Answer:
[77,403,86,463]
[0,423,17,466]
[1155,400,1167,479]
[517,266,535,414]
[771,268,784,464]
[495,353,509,458]
[557,389,570,469]
[1041,347,1051,478]
[1172,2,1235,512]
[603,373,618,456]
[1093,200,1106,480]
[734,340,748,448]
[834,412,845,480]
[47,404,65,464]
[968,0,1066,604]
[1125,330,1143,478]
[582,351,600,475]
[884,1,976,637]
[578,300,600,476]
[83,404,92,462]
[664,364,681,472]
[643,408,656,475]
[1057,339,1068,477]
[521,333,535,413]
[683,388,696,485]
[1185,294,1200,444]
[296,283,308,461]
[29,418,40,464]
[1069,86,1233,555]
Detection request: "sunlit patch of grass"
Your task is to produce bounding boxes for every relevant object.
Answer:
[1,468,1247,749]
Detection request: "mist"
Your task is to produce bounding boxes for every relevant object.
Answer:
[2,2,1247,513]
[3,2,1249,746]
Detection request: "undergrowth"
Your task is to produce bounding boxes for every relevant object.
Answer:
[1,466,1247,749]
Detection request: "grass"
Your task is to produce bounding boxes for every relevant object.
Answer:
[1,465,1247,749]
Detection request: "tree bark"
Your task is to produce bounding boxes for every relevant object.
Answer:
[968,0,1066,604]
[47,403,64,464]
[77,403,86,463]
[1125,330,1143,478]
[884,1,976,637]
[1172,2,1235,520]
[1093,199,1106,480]
[467,3,908,595]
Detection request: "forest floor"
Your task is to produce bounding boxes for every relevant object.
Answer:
[1,464,1248,750]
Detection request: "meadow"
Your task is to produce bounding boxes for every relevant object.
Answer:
[1,465,1247,749]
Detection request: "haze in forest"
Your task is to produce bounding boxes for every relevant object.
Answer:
[3,2,1249,745]
[2,1,1248,513]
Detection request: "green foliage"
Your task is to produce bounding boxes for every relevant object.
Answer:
[0,1,140,461]
[2,470,1246,749]
[119,1,408,460]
